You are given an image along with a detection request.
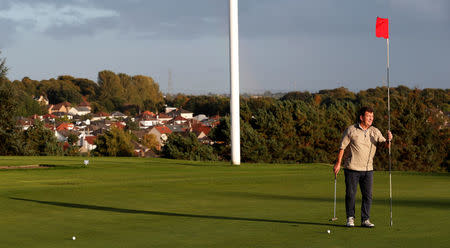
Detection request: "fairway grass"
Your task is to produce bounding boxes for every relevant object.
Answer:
[0,156,448,248]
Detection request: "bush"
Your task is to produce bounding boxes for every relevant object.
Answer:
[163,133,217,161]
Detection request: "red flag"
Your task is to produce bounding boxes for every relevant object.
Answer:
[376,17,389,39]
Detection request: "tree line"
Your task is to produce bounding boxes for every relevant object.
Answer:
[164,87,449,172]
[9,71,164,116]
[0,52,448,171]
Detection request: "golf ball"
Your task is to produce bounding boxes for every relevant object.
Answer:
[327,230,331,234]
[72,236,76,240]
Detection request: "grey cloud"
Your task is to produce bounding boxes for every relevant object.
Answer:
[1,0,448,42]
[0,19,16,47]
[99,0,229,39]
[0,0,120,43]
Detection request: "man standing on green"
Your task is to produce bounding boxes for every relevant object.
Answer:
[333,106,392,227]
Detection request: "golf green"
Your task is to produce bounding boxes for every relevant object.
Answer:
[0,156,448,247]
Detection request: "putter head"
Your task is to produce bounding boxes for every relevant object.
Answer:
[330,217,338,221]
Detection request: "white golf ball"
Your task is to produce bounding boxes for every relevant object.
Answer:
[72,236,76,240]
[327,230,331,234]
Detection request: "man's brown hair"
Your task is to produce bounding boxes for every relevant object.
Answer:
[358,106,374,122]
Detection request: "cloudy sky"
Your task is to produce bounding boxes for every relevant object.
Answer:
[0,0,448,94]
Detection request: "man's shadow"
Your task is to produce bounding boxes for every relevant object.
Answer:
[10,197,346,228]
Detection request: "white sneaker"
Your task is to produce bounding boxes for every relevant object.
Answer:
[361,219,375,228]
[346,217,355,227]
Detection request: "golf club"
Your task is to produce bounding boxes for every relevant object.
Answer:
[330,174,338,221]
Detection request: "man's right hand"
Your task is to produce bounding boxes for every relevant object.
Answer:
[334,149,344,177]
[333,162,341,177]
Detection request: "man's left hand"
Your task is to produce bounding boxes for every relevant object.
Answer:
[387,131,393,142]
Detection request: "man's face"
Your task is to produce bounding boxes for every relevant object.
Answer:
[360,111,374,127]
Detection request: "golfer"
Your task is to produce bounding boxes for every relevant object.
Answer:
[333,106,392,228]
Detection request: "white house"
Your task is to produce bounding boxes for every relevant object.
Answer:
[167,108,193,119]
[68,106,91,116]
[79,135,97,152]
[165,106,177,113]
[91,112,110,121]
[193,114,208,122]
[111,111,127,119]
[139,118,159,129]
[179,109,193,119]
[156,113,172,124]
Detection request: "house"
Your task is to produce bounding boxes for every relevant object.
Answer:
[111,111,127,119]
[131,140,158,157]
[171,115,188,125]
[91,112,110,121]
[156,113,172,124]
[139,111,156,119]
[198,135,213,145]
[167,124,187,133]
[79,135,97,153]
[78,97,91,111]
[193,114,208,122]
[191,130,213,144]
[55,129,79,142]
[42,114,56,122]
[68,106,91,116]
[56,122,75,131]
[16,117,33,130]
[132,130,148,141]
[191,123,211,136]
[48,101,71,114]
[33,95,49,106]
[203,114,221,127]
[148,125,173,149]
[90,124,107,136]
[53,112,73,120]
[164,106,177,113]
[132,140,149,157]
[167,108,193,119]
[139,117,159,129]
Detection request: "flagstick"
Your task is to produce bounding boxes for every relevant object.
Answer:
[387,38,393,227]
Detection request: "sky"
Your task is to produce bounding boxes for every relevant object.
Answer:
[0,0,449,94]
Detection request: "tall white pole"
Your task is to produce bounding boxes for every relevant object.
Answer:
[229,0,240,165]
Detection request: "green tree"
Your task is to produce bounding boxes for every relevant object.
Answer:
[162,133,217,161]
[94,126,134,156]
[22,120,62,156]
[209,117,231,160]
[142,133,160,151]
[98,70,124,111]
[240,120,270,162]
[209,86,448,170]
[60,76,99,99]
[67,133,79,146]
[0,55,23,155]
[165,93,190,108]
[15,91,46,116]
[183,95,230,116]
[133,75,164,112]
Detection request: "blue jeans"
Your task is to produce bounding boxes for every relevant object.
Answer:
[344,169,373,222]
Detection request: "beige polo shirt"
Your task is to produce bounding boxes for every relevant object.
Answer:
[339,124,386,171]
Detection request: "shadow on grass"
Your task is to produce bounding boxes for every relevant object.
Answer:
[10,197,345,228]
[217,191,450,210]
